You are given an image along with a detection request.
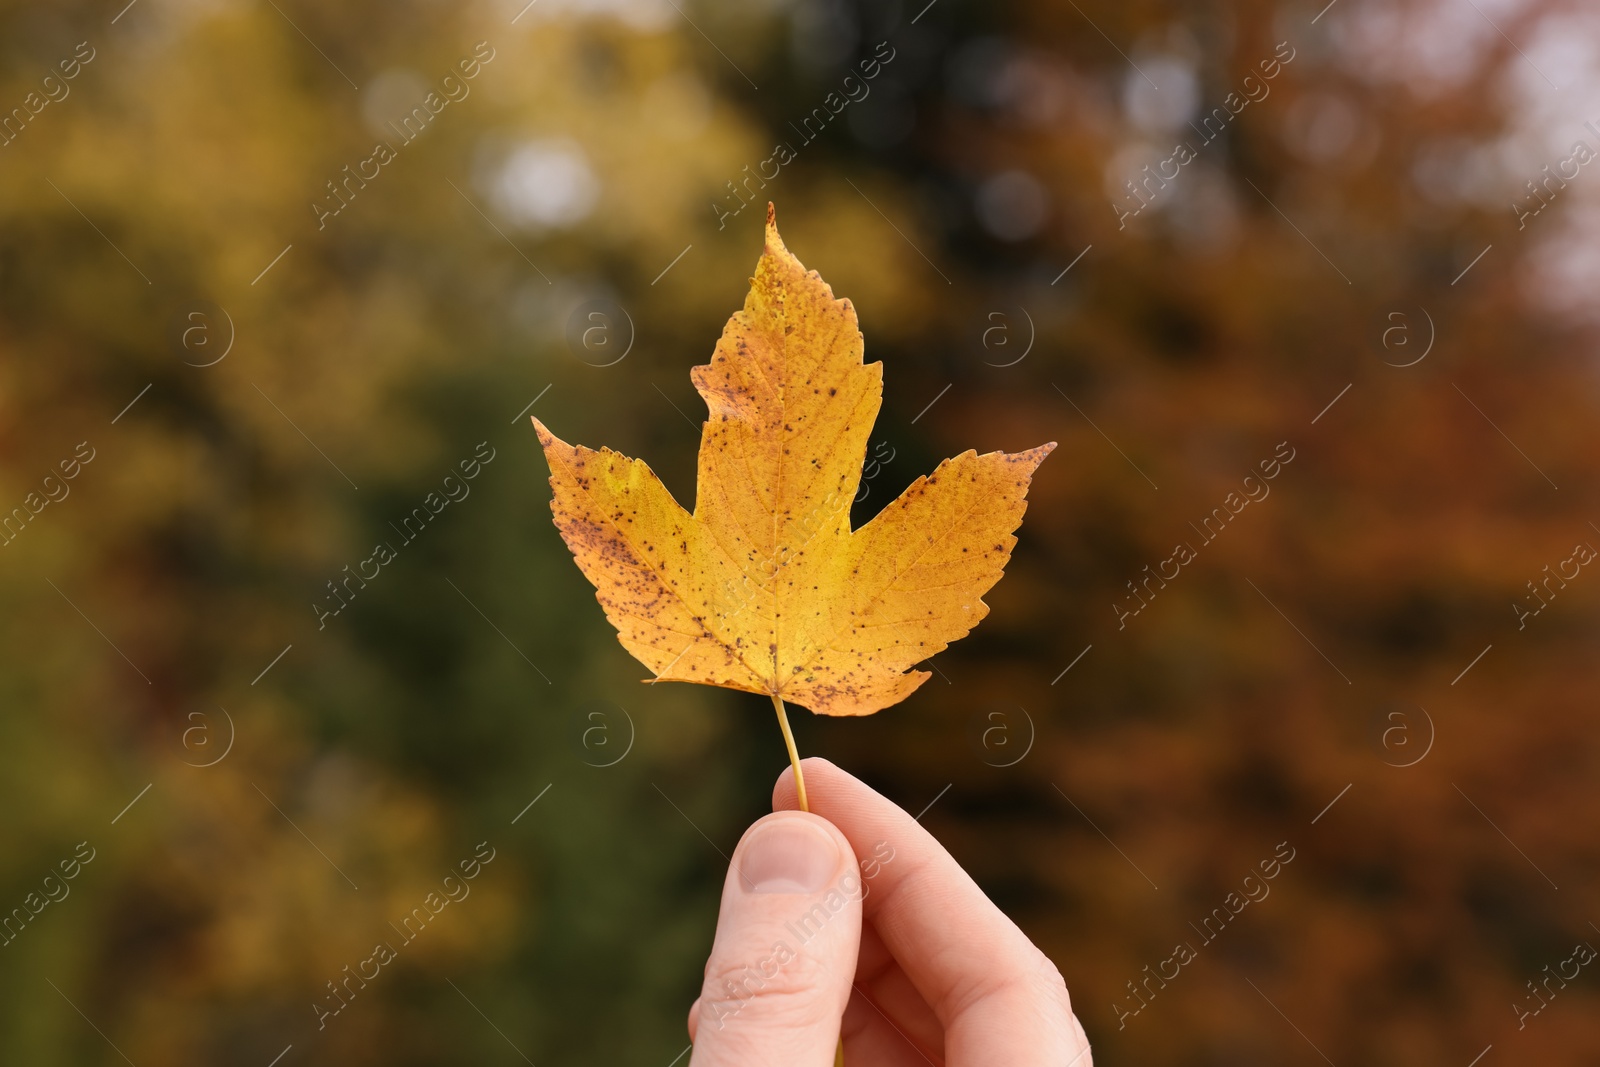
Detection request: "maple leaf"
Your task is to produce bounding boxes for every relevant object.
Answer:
[533,206,1052,719]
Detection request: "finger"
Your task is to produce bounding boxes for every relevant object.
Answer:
[841,986,943,1067]
[775,759,1089,1066]
[851,919,942,1057]
[690,810,863,1067]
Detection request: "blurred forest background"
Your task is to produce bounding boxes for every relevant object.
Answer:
[1,0,1597,1063]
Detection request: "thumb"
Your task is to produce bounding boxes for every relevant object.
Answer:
[689,811,862,1067]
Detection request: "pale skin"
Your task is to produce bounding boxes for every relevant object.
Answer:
[687,758,1092,1066]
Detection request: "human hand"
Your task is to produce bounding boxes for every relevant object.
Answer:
[687,757,1092,1066]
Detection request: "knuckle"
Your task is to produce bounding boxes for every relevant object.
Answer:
[948,944,1075,1030]
[699,942,836,1028]
[1031,949,1091,1060]
[1030,949,1074,1015]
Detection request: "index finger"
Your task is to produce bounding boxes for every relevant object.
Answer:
[774,758,1090,1066]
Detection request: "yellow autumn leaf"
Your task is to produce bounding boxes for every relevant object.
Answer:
[533,205,1052,719]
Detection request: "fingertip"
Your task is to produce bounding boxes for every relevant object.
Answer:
[772,765,796,810]
[771,757,840,812]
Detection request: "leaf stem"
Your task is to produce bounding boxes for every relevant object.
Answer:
[770,693,809,813]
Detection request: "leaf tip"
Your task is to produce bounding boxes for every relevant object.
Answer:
[764,202,787,258]
[1004,441,1055,470]
[530,417,558,450]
